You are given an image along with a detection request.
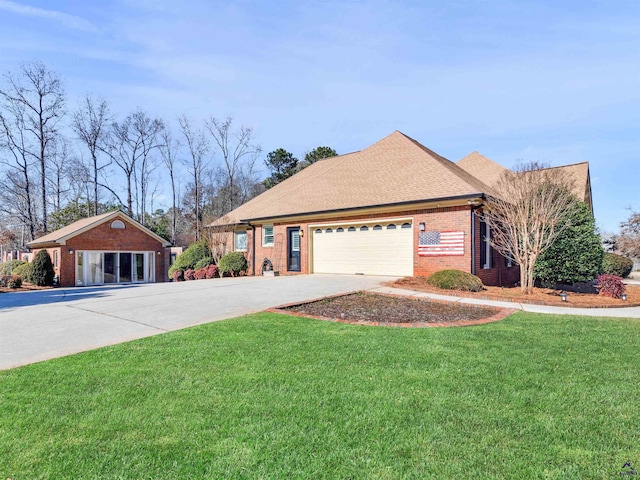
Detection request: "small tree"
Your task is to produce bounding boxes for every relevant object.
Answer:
[203,216,234,265]
[534,202,603,284]
[30,250,55,286]
[482,162,579,294]
[168,240,211,278]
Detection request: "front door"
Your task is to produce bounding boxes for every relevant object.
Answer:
[119,253,132,283]
[104,253,117,283]
[287,227,301,272]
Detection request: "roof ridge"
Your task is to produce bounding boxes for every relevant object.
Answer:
[397,132,497,196]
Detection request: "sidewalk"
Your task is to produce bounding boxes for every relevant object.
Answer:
[370,286,640,318]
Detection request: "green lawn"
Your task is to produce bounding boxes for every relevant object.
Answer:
[1,312,639,479]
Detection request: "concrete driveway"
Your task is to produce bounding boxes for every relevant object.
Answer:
[0,274,396,370]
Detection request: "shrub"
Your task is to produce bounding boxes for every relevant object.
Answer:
[534,202,603,284]
[595,274,626,298]
[168,241,211,278]
[172,269,184,282]
[194,257,214,270]
[601,252,633,278]
[184,269,196,281]
[194,267,207,280]
[12,262,31,282]
[7,275,22,289]
[0,260,25,275]
[0,274,10,287]
[205,264,219,279]
[218,252,248,277]
[427,269,484,292]
[30,250,55,286]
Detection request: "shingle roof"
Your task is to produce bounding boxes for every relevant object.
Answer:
[457,152,591,203]
[213,131,495,225]
[457,151,508,188]
[27,210,171,248]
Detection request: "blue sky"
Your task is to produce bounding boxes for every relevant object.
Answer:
[0,0,638,232]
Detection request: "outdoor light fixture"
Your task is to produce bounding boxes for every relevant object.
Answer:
[68,249,74,255]
[299,230,304,237]
[156,251,161,255]
[622,293,628,301]
[419,223,425,231]
[560,292,568,302]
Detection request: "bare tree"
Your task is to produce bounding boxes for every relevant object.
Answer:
[47,137,72,213]
[203,215,234,264]
[616,210,640,259]
[102,109,163,219]
[482,162,578,294]
[0,60,66,233]
[204,117,261,213]
[159,128,180,245]
[179,115,209,241]
[72,95,111,216]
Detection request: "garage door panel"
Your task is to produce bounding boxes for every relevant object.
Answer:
[312,222,413,276]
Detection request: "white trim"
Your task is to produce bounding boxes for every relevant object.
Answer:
[309,216,413,229]
[234,231,248,252]
[483,224,491,269]
[262,225,274,247]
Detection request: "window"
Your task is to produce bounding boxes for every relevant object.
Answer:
[348,226,356,232]
[401,223,411,229]
[373,225,382,230]
[480,221,491,269]
[326,228,333,233]
[387,224,396,230]
[360,226,369,231]
[235,231,247,251]
[53,250,59,268]
[263,225,274,246]
[336,227,344,233]
[111,220,125,229]
[315,229,322,234]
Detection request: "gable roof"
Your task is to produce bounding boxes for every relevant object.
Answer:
[26,210,171,248]
[213,131,496,225]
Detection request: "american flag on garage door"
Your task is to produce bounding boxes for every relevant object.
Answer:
[418,231,464,256]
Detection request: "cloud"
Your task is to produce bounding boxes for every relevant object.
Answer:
[0,0,98,32]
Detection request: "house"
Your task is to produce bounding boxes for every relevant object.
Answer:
[26,210,171,287]
[210,131,592,286]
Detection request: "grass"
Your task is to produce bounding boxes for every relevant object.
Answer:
[1,311,639,479]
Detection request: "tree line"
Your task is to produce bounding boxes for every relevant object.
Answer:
[0,61,337,247]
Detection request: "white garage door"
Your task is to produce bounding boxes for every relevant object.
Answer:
[312,220,413,276]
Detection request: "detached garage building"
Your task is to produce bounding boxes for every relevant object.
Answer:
[26,210,170,287]
[211,131,592,286]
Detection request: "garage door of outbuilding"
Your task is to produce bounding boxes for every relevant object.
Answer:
[311,219,413,276]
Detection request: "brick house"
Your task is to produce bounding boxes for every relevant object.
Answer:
[211,131,592,286]
[26,211,171,287]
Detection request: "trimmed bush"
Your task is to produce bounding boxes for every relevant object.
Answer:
[7,275,22,289]
[601,252,633,278]
[595,274,626,298]
[30,250,55,286]
[184,269,196,281]
[194,257,215,270]
[172,269,184,282]
[168,241,211,278]
[194,268,207,280]
[534,202,603,284]
[427,269,484,292]
[0,274,10,287]
[0,260,26,275]
[218,252,248,277]
[12,262,31,282]
[205,264,219,279]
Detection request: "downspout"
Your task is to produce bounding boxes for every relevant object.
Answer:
[248,221,256,276]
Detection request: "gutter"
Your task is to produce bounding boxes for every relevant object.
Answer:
[247,221,256,276]
[239,193,485,224]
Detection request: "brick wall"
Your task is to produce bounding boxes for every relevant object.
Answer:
[58,217,166,287]
[239,206,520,286]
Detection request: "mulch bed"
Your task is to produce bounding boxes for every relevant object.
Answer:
[271,292,514,328]
[0,283,52,294]
[392,277,640,308]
